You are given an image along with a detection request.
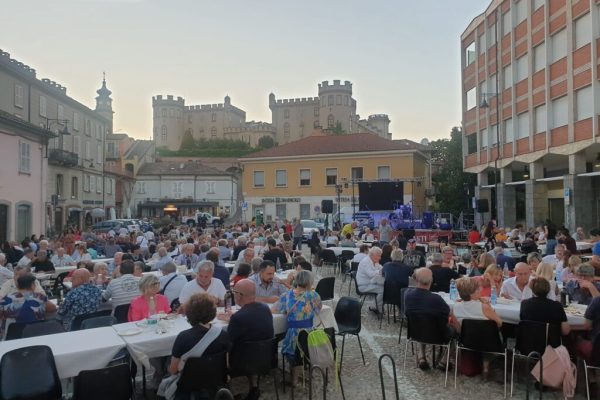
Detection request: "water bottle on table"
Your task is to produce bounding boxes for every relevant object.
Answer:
[490,286,497,305]
[449,279,457,301]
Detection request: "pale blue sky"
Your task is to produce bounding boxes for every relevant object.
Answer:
[0,0,486,141]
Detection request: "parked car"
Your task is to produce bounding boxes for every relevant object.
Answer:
[181,212,222,227]
[301,219,319,242]
[91,219,139,234]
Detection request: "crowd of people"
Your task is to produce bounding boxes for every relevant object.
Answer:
[1,216,600,396]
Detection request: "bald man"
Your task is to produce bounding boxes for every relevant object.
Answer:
[225,279,274,399]
[404,267,456,370]
[58,268,102,330]
[500,262,537,301]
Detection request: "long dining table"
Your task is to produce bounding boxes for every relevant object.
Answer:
[112,305,338,369]
[0,327,126,379]
[438,291,587,326]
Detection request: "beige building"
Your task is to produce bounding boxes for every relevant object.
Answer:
[152,95,276,151]
[270,80,391,144]
[0,49,117,234]
[153,79,390,150]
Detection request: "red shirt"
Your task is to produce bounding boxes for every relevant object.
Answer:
[128,294,171,321]
[468,231,481,244]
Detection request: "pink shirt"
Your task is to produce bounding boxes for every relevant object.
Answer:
[127,294,170,322]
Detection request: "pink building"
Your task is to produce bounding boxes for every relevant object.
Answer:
[0,110,50,242]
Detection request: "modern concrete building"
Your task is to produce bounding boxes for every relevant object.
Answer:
[153,79,391,150]
[0,49,116,234]
[461,0,600,232]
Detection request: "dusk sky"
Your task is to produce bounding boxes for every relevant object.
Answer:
[1,0,486,142]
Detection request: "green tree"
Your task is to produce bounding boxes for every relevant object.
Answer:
[257,135,277,149]
[430,127,477,216]
[329,121,345,135]
[179,130,196,150]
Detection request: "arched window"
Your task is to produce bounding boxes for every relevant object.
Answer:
[161,126,167,142]
[327,114,334,128]
[284,122,290,137]
[211,127,217,138]
[162,108,167,117]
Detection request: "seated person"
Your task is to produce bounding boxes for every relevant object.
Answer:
[382,249,414,288]
[351,244,370,264]
[496,251,516,272]
[0,265,45,298]
[159,261,188,305]
[30,250,55,273]
[499,262,533,301]
[102,260,141,307]
[231,263,251,287]
[249,260,287,303]
[405,268,456,370]
[471,264,502,298]
[564,263,600,305]
[577,295,600,361]
[453,277,502,377]
[58,269,102,330]
[339,233,355,247]
[168,293,231,398]
[220,279,274,400]
[429,252,459,293]
[0,273,56,323]
[356,247,384,313]
[179,260,227,309]
[520,278,570,343]
[285,260,313,288]
[128,274,171,321]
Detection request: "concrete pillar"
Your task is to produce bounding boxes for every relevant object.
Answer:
[500,166,513,184]
[568,153,586,175]
[525,179,548,229]
[563,175,594,233]
[497,184,517,228]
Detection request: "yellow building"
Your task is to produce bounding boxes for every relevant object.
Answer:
[239,132,431,222]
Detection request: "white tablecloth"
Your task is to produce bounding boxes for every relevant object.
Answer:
[326,247,359,256]
[439,292,586,326]
[538,241,593,255]
[0,327,125,379]
[113,304,338,368]
[52,265,77,278]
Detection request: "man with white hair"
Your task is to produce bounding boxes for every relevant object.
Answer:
[153,247,173,271]
[51,248,75,268]
[179,260,226,309]
[356,246,385,313]
[174,244,199,270]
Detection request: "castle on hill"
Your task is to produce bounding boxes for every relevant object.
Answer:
[153,79,391,150]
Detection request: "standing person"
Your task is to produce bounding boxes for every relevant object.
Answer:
[273,270,322,387]
[292,218,304,251]
[378,218,393,245]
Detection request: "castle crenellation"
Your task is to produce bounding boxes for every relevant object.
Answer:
[0,49,37,78]
[41,78,67,94]
[154,79,391,149]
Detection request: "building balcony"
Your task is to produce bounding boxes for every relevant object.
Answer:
[49,149,79,167]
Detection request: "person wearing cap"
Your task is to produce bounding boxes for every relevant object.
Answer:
[564,263,600,305]
[403,239,426,269]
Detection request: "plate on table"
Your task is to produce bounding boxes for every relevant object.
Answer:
[117,327,143,336]
[496,298,514,305]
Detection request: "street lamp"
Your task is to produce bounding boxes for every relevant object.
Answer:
[479,92,501,220]
[335,181,344,230]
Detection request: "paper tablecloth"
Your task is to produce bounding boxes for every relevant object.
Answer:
[0,327,125,379]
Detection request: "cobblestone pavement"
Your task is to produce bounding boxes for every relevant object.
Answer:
[143,259,597,400]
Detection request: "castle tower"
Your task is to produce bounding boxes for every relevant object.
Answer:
[317,80,356,133]
[95,73,113,132]
[367,114,391,139]
[152,95,185,151]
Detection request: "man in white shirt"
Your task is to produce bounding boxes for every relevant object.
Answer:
[102,260,140,307]
[153,247,174,271]
[179,260,226,309]
[356,247,384,313]
[159,262,188,304]
[17,248,34,267]
[50,247,75,268]
[542,244,565,278]
[500,262,534,301]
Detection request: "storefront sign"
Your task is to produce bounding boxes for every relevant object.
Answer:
[261,197,301,203]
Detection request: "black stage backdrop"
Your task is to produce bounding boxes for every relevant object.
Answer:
[358,182,404,211]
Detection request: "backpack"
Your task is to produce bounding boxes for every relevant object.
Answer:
[305,328,335,371]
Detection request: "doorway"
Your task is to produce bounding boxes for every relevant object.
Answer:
[0,204,7,243]
[548,199,565,227]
